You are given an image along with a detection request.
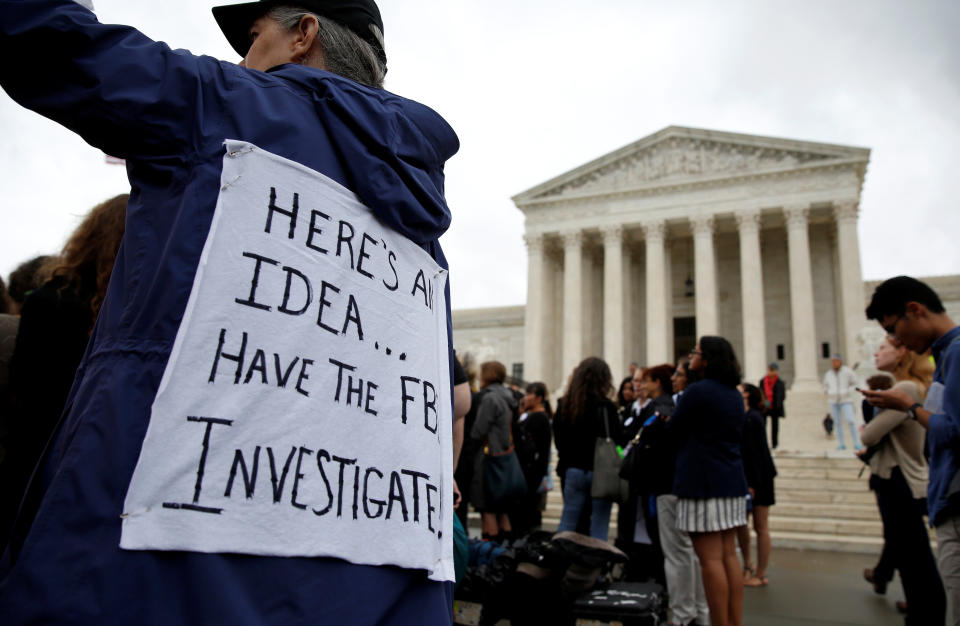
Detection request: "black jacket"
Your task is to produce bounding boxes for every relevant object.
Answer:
[741,409,777,489]
[554,398,620,475]
[760,375,786,418]
[515,410,552,489]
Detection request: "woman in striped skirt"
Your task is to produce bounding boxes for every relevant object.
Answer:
[666,336,749,626]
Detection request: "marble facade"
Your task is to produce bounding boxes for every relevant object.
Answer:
[453,126,959,440]
[510,126,871,392]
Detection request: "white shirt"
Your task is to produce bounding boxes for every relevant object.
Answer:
[823,365,859,404]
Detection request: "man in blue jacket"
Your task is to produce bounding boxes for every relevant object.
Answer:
[862,276,960,625]
[0,1,459,623]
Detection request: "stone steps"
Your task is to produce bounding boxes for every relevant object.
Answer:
[467,453,928,555]
[776,488,877,506]
[774,501,879,521]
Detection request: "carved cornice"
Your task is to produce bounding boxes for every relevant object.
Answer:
[536,137,838,200]
[515,161,864,212]
[783,206,810,229]
[690,215,715,236]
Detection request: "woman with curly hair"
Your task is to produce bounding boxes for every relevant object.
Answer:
[667,336,748,626]
[553,356,621,540]
[1,193,127,543]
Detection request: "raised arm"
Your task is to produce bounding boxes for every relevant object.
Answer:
[0,0,225,159]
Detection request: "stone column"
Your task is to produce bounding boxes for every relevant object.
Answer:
[784,206,820,390]
[601,225,626,378]
[644,220,669,365]
[561,230,584,380]
[691,215,718,337]
[736,210,767,383]
[523,233,546,383]
[834,201,864,366]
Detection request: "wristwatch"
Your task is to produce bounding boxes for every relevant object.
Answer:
[907,403,923,420]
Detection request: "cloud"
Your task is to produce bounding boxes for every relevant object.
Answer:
[2,0,958,308]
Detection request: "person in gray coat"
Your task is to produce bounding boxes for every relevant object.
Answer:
[469,360,518,539]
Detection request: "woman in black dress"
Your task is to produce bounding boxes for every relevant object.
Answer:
[738,383,777,588]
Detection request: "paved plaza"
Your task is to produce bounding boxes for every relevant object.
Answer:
[742,547,906,625]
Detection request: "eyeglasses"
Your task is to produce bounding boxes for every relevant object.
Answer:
[689,349,702,356]
[883,313,907,337]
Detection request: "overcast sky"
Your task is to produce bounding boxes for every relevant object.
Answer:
[2,0,958,310]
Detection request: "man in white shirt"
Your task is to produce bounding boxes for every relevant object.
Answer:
[823,353,862,450]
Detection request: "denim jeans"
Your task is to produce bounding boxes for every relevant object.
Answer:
[830,402,860,449]
[937,513,960,626]
[558,467,613,541]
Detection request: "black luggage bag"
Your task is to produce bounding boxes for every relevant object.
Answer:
[571,581,666,625]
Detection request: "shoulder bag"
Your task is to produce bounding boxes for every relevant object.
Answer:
[591,405,628,502]
[483,435,527,508]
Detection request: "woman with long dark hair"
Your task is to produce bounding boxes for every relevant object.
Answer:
[859,337,945,624]
[667,336,748,626]
[554,357,621,540]
[737,382,777,588]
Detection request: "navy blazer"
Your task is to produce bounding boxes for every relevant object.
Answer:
[667,379,749,499]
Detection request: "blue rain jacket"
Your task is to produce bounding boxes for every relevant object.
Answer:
[0,1,459,623]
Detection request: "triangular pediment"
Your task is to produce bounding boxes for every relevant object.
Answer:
[513,126,870,205]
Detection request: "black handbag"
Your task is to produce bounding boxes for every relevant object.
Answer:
[618,430,644,482]
[618,415,664,494]
[483,439,527,507]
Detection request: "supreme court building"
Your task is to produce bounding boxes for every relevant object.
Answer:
[459,126,877,393]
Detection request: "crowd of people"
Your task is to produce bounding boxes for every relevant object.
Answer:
[452,275,960,626]
[453,336,778,626]
[5,217,953,626]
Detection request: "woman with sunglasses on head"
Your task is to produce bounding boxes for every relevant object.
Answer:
[858,336,945,624]
[667,337,748,626]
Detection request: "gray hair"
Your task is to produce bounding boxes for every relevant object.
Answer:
[269,6,386,89]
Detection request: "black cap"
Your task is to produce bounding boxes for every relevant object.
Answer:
[212,0,385,67]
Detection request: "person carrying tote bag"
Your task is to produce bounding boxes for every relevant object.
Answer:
[592,404,628,502]
[554,357,622,541]
[483,436,527,511]
[469,361,521,540]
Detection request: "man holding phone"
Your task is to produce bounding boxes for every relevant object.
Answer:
[861,276,960,624]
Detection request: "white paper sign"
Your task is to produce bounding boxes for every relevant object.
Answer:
[121,141,453,581]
